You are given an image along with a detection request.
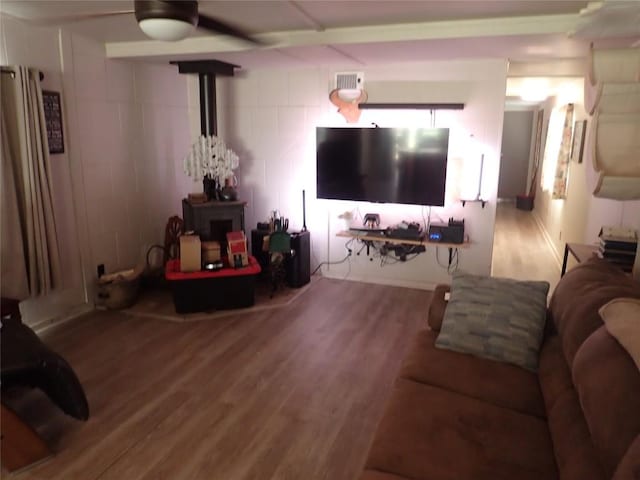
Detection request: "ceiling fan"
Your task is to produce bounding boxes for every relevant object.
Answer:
[134,0,262,44]
[27,0,264,45]
[571,0,640,41]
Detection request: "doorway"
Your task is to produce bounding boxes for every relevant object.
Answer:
[498,110,534,199]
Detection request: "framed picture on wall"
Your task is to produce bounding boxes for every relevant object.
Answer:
[43,90,64,154]
[571,120,586,163]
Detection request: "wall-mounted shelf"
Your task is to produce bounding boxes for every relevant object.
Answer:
[337,230,469,268]
[461,198,487,208]
[359,103,465,110]
[336,230,470,248]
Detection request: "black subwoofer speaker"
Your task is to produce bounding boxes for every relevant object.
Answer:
[286,231,310,288]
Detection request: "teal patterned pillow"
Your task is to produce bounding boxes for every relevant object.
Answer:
[435,272,550,371]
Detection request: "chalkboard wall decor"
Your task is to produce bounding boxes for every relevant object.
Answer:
[42,90,64,154]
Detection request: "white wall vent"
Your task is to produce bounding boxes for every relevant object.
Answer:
[334,72,364,90]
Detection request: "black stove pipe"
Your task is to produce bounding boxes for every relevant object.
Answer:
[199,73,218,198]
[199,73,216,136]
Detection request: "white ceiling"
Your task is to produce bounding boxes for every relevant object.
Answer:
[1,0,639,70]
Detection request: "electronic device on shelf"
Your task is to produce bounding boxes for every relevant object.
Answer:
[428,218,465,244]
[363,213,381,228]
[386,221,424,240]
[348,227,387,235]
[316,127,449,206]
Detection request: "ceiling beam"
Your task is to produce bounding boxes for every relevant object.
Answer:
[105,13,581,59]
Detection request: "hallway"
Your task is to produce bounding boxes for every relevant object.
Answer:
[492,201,561,294]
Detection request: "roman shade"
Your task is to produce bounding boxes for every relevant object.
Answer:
[585,47,640,200]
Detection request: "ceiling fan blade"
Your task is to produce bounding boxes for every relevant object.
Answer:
[197,14,265,46]
[27,10,134,26]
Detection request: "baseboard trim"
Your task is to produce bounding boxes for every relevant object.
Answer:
[319,270,438,291]
[531,211,563,269]
[32,303,94,334]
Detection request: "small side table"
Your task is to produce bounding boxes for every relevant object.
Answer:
[561,243,598,276]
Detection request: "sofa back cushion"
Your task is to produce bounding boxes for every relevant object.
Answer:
[538,337,606,480]
[427,285,450,332]
[612,435,640,480]
[572,326,640,478]
[599,297,640,371]
[549,257,640,367]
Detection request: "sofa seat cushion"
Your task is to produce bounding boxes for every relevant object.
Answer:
[539,336,606,480]
[365,378,557,480]
[399,329,546,418]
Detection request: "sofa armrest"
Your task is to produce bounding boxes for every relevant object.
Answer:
[428,284,450,331]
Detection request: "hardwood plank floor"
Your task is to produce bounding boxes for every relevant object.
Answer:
[8,278,431,480]
[492,201,560,293]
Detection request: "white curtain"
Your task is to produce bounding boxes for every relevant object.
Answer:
[1,66,61,299]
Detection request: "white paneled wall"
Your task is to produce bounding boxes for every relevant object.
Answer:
[216,60,508,289]
[70,37,193,275]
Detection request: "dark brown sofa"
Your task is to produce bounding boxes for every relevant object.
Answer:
[360,257,640,480]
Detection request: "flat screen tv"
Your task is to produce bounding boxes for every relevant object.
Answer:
[316,127,449,206]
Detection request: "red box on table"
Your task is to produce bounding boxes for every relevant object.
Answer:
[226,231,249,268]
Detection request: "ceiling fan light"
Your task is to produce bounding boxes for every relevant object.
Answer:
[138,18,195,41]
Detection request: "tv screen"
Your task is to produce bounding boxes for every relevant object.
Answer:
[316,127,449,206]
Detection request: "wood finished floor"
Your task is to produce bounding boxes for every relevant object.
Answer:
[492,201,560,293]
[9,278,431,480]
[5,204,556,479]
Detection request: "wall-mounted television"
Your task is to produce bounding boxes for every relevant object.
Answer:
[316,127,449,206]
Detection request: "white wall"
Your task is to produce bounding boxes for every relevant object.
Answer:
[1,15,195,327]
[534,90,640,263]
[216,59,508,288]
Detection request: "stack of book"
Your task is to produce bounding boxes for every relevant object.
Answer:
[598,227,638,272]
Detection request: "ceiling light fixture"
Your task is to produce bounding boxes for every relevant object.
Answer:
[135,0,198,41]
[138,18,195,41]
[520,78,550,102]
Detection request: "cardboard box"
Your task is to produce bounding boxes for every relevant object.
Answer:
[202,241,221,263]
[180,235,201,272]
[226,231,248,268]
[187,192,208,204]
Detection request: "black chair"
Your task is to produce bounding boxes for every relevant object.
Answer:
[1,298,89,472]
